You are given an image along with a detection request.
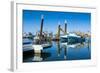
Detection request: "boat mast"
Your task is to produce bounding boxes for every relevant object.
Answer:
[39,15,44,44]
[64,20,67,34]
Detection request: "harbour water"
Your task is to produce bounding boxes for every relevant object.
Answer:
[23,38,91,62]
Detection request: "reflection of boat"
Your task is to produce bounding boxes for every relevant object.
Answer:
[60,33,85,44]
[32,51,51,62]
[32,52,43,62]
[23,38,52,62]
[23,50,51,62]
[60,42,84,48]
[23,49,34,62]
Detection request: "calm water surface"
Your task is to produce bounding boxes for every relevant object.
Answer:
[23,38,91,62]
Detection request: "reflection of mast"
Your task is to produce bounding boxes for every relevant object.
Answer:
[56,41,61,56]
[88,39,90,49]
[64,46,67,59]
[56,41,67,59]
[61,43,67,60]
[87,39,90,56]
[57,24,61,40]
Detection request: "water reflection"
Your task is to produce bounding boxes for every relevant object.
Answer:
[23,50,51,62]
[23,38,91,62]
[56,41,67,60]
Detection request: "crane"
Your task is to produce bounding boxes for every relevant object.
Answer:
[55,20,67,40]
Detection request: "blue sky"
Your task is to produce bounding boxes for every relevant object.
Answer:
[23,10,91,34]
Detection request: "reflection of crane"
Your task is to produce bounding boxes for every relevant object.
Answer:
[56,41,67,59]
[56,20,67,40]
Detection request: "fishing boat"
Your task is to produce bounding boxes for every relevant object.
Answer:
[60,33,85,44]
